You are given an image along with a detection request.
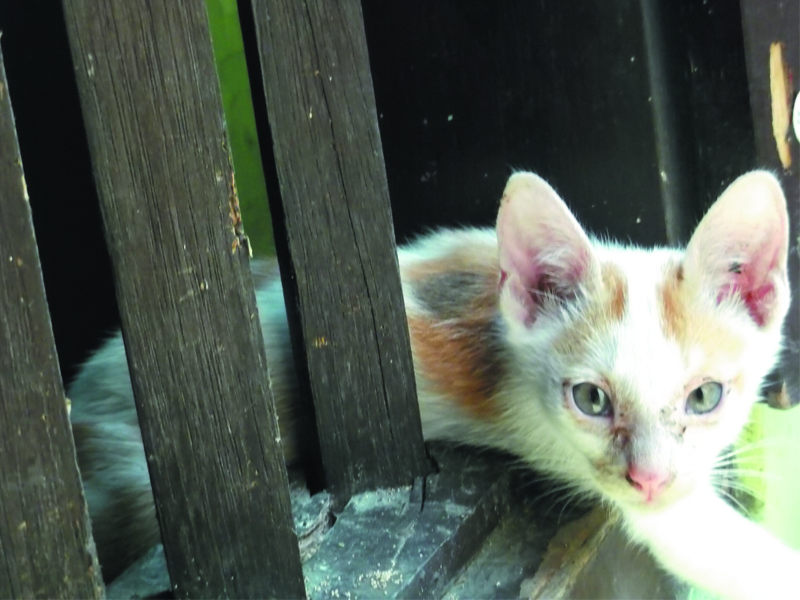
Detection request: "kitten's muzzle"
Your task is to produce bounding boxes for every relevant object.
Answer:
[626,466,670,502]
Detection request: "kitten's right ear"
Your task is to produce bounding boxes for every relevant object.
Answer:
[496,172,594,326]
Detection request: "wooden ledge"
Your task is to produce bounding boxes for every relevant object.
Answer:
[107,444,686,599]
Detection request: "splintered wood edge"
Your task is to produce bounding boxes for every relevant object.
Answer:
[769,41,792,169]
[519,506,619,599]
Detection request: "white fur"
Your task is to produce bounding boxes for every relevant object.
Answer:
[480,171,798,598]
[69,171,798,597]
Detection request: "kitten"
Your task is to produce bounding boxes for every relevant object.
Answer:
[69,171,799,598]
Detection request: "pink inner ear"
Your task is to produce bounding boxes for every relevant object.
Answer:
[498,243,589,325]
[496,173,594,326]
[686,171,789,329]
[717,264,777,328]
[505,231,589,294]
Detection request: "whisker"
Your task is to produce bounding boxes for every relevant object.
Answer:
[711,469,781,482]
[556,490,583,525]
[531,482,581,507]
[715,489,752,517]
[711,478,767,499]
[713,457,766,468]
[721,438,800,459]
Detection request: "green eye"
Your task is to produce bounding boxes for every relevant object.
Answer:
[572,383,612,417]
[686,382,723,415]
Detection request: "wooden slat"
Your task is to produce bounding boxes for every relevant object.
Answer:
[740,0,800,405]
[0,46,105,599]
[61,1,305,597]
[242,0,430,495]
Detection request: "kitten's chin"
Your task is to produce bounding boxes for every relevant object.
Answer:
[613,493,675,514]
[597,478,695,513]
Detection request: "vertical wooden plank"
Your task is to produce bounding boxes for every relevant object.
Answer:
[639,0,698,244]
[242,0,430,495]
[740,0,800,404]
[675,0,757,216]
[61,1,305,597]
[0,46,105,599]
[360,0,675,247]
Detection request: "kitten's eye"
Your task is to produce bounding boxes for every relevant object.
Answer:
[686,382,723,415]
[572,383,612,417]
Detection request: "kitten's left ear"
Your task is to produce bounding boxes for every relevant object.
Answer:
[685,171,790,328]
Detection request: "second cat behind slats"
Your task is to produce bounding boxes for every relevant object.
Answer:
[69,171,799,598]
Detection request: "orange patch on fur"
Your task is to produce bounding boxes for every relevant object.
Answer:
[601,262,627,321]
[408,263,503,419]
[660,264,687,341]
[409,314,502,419]
[403,234,505,418]
[553,263,626,357]
[658,261,746,362]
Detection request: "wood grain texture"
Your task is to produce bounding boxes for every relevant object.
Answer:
[740,0,800,404]
[61,2,305,597]
[520,508,616,600]
[244,0,429,495]
[0,47,105,599]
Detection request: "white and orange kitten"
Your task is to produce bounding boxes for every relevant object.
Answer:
[69,171,799,598]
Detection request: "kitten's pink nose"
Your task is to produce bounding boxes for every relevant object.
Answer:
[626,466,669,501]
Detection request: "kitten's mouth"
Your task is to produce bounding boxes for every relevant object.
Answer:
[596,473,685,510]
[608,486,671,510]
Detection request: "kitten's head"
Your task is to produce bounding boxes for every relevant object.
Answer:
[496,171,790,511]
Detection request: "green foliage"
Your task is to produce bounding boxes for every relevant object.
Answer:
[205,0,274,256]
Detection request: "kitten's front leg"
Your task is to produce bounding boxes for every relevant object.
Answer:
[622,486,799,600]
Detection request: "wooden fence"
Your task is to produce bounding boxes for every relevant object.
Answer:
[1,0,430,596]
[0,0,797,598]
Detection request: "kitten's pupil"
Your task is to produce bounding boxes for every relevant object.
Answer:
[590,387,602,408]
[686,382,723,414]
[572,382,612,417]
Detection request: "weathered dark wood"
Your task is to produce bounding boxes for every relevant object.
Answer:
[519,507,683,599]
[560,515,686,600]
[361,1,680,247]
[243,0,430,495]
[740,0,800,405]
[442,503,557,599]
[675,0,757,220]
[0,46,105,599]
[103,445,686,600]
[520,508,616,599]
[0,2,118,388]
[302,445,510,599]
[106,470,332,599]
[639,0,699,244]
[99,446,516,600]
[61,1,305,597]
